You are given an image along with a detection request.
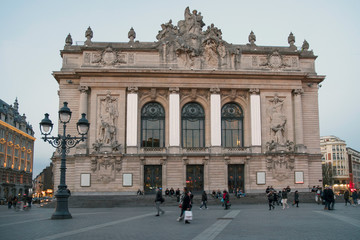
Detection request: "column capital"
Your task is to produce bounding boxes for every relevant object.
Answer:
[210,87,220,94]
[249,88,260,94]
[78,85,90,93]
[292,89,304,96]
[169,87,179,94]
[127,86,138,93]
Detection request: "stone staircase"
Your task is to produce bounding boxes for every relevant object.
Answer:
[42,192,318,208]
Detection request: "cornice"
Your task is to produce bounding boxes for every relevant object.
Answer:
[53,69,325,83]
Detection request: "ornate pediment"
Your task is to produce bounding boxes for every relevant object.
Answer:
[156,7,237,70]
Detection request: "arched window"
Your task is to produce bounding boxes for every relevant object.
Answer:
[182,103,205,148]
[221,103,243,147]
[141,102,165,147]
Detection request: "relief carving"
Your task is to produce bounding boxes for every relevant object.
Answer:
[268,94,286,144]
[91,46,127,66]
[266,155,295,181]
[265,94,295,153]
[91,155,122,183]
[93,91,122,153]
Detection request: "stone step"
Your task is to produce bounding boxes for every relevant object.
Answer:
[42,192,319,208]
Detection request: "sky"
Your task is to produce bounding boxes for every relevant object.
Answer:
[1,0,359,178]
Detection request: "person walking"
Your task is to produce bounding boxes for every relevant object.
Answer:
[281,188,289,209]
[223,190,230,210]
[199,191,208,209]
[154,187,165,216]
[177,187,191,224]
[352,190,358,206]
[267,190,275,210]
[175,188,181,202]
[344,190,351,206]
[293,190,299,207]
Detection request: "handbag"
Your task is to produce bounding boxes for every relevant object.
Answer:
[184,210,193,221]
[178,204,182,208]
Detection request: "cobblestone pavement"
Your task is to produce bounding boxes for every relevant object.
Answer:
[0,202,359,240]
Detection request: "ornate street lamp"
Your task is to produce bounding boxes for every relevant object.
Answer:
[40,102,89,219]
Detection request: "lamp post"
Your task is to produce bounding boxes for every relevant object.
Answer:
[40,102,89,219]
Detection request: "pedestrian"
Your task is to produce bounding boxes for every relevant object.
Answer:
[267,190,275,210]
[154,187,165,216]
[344,190,351,206]
[265,186,270,194]
[170,187,175,197]
[199,191,208,209]
[177,187,191,224]
[165,188,170,197]
[293,190,299,207]
[281,188,289,209]
[7,195,12,209]
[352,190,358,206]
[175,188,181,202]
[222,190,230,210]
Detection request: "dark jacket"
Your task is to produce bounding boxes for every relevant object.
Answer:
[202,192,207,201]
[294,192,299,201]
[182,194,191,210]
[281,191,288,199]
[155,190,163,202]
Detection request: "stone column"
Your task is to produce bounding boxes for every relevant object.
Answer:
[250,89,261,153]
[210,88,221,153]
[293,89,306,153]
[76,86,89,154]
[78,86,89,117]
[126,87,138,154]
[169,88,180,153]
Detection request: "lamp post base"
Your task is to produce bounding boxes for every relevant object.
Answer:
[51,189,72,220]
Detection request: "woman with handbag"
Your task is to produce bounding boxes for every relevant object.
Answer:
[177,187,192,223]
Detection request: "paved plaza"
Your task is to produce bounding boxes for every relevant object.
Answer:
[0,202,359,240]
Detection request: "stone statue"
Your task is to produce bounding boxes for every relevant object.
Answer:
[302,40,309,51]
[178,7,205,35]
[269,94,287,144]
[98,92,118,145]
[248,31,256,45]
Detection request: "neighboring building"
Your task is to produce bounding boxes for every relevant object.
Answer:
[320,136,349,192]
[51,7,325,195]
[347,147,360,189]
[33,163,54,198]
[0,98,35,199]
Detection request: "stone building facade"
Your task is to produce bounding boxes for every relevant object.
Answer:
[347,147,360,190]
[52,7,325,195]
[0,99,34,198]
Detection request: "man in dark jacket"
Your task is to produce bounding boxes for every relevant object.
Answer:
[199,191,208,209]
[155,187,165,216]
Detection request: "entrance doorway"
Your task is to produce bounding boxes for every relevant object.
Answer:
[144,165,162,194]
[186,165,204,193]
[228,164,244,193]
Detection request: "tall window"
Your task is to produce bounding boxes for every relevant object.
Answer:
[141,102,165,147]
[182,102,205,148]
[221,103,244,147]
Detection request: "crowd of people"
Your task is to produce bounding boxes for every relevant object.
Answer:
[265,186,297,210]
[6,194,32,211]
